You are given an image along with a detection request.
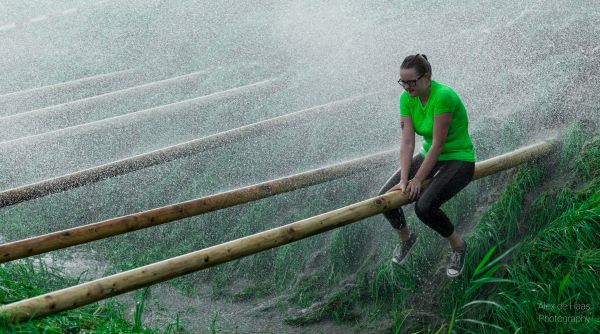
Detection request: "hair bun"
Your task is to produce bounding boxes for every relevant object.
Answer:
[401,54,432,77]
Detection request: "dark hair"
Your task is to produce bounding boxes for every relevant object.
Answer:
[400,54,432,78]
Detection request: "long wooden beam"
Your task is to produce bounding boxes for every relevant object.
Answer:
[0,149,396,264]
[0,70,214,142]
[0,69,141,118]
[0,90,387,208]
[1,77,277,146]
[0,138,557,322]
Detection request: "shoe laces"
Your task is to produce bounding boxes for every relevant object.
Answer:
[449,250,462,266]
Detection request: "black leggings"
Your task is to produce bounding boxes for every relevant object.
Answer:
[378,154,474,238]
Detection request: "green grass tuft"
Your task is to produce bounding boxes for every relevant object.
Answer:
[436,133,600,333]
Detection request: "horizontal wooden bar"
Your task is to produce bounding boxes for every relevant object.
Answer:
[0,149,395,263]
[0,90,384,208]
[0,138,557,322]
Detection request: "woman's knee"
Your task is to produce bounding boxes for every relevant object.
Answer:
[383,209,406,229]
[414,198,433,221]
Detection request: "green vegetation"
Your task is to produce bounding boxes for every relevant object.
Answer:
[438,135,600,333]
[409,132,598,333]
[1,1,598,331]
[277,126,599,332]
[1,16,598,328]
[1,125,597,332]
[0,261,176,333]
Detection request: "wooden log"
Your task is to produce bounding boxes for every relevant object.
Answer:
[0,149,396,263]
[0,70,256,143]
[0,69,141,118]
[472,139,557,180]
[0,90,387,208]
[0,138,557,322]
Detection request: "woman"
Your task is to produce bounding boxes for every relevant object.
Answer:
[379,54,475,277]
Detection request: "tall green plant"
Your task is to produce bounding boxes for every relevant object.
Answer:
[444,136,600,333]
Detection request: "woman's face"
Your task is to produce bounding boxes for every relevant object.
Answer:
[399,67,429,97]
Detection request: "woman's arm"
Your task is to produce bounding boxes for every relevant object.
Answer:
[405,112,452,199]
[387,116,415,193]
[399,116,415,183]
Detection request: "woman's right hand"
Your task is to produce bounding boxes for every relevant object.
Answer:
[386,179,408,194]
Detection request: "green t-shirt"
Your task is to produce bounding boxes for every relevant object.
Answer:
[400,80,476,162]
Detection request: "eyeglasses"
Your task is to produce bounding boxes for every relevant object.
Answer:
[397,73,424,87]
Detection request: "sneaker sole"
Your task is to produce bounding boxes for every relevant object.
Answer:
[446,262,464,278]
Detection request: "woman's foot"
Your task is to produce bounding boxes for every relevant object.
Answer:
[446,241,467,277]
[392,232,418,265]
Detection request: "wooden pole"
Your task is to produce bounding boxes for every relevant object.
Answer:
[0,149,396,264]
[0,71,258,143]
[0,138,557,322]
[0,90,386,209]
[0,69,140,118]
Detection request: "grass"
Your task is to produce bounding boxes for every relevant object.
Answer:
[133,288,150,332]
[431,134,600,333]
[417,161,545,329]
[1,126,595,332]
[0,2,597,331]
[455,183,599,333]
[0,48,596,331]
[209,312,218,334]
[0,261,167,333]
[236,124,597,331]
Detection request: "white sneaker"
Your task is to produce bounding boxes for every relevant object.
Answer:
[446,241,467,278]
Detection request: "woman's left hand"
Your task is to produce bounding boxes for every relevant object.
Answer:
[406,178,422,200]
